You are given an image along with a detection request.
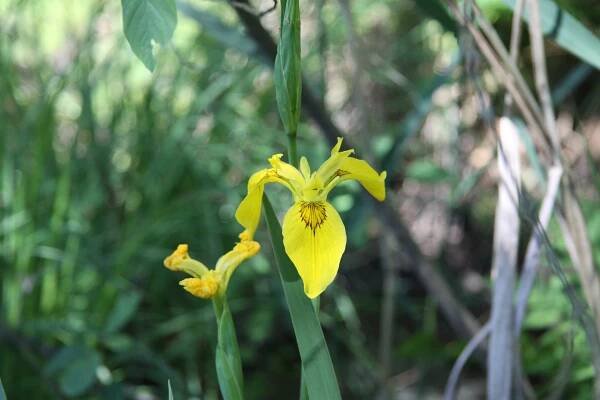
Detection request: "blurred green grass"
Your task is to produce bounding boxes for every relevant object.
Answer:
[1,0,599,399]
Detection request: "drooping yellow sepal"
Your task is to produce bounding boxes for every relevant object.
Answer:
[235,168,290,239]
[338,157,387,201]
[282,201,347,298]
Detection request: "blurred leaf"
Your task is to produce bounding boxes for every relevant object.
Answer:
[59,350,101,397]
[503,0,600,69]
[552,63,594,105]
[274,0,302,136]
[121,0,177,71]
[104,291,142,334]
[46,346,101,397]
[44,347,83,377]
[413,0,457,35]
[263,196,341,400]
[405,160,453,183]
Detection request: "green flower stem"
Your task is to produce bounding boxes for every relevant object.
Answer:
[212,296,244,400]
[287,130,298,167]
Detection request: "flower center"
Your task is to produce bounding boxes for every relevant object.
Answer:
[299,201,327,234]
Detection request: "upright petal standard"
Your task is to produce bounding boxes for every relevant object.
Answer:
[235,138,386,298]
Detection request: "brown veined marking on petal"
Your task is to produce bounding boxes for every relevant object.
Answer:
[335,169,350,177]
[298,201,328,235]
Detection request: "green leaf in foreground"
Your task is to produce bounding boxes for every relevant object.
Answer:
[263,196,341,400]
[0,377,6,400]
[121,0,177,71]
[503,0,600,69]
[168,379,174,400]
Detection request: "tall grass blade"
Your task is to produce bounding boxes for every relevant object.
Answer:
[263,196,341,400]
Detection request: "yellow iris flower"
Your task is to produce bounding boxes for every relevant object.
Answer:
[164,234,261,299]
[235,138,386,298]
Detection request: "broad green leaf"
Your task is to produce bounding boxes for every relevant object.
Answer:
[274,0,302,135]
[406,160,453,183]
[44,346,102,397]
[104,291,142,334]
[503,0,600,69]
[59,349,101,397]
[263,196,341,400]
[214,300,244,400]
[121,0,177,71]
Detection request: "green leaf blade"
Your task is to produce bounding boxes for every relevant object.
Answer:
[121,0,177,71]
[263,196,341,400]
[503,0,600,69]
[214,300,244,400]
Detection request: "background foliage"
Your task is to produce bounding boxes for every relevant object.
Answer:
[1,0,599,398]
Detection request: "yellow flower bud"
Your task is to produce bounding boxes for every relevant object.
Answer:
[179,271,221,299]
[164,244,190,271]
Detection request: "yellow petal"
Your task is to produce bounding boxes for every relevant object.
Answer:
[338,157,387,201]
[299,156,311,180]
[282,201,346,298]
[235,168,286,238]
[315,137,354,183]
[268,154,305,190]
[216,239,261,287]
[179,272,221,299]
[164,244,208,277]
[164,244,190,271]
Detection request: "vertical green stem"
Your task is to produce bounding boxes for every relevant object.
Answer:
[287,131,298,166]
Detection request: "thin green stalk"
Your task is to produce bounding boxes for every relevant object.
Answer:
[287,131,298,167]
